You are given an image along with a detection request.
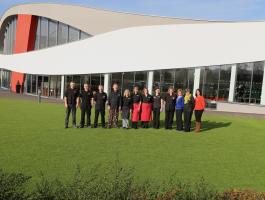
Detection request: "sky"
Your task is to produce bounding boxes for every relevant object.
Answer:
[1,0,265,21]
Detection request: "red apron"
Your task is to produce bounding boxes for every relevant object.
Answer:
[132,103,140,122]
[141,102,152,122]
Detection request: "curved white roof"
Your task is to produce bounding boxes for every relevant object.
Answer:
[0,4,265,75]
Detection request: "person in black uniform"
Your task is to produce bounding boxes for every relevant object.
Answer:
[121,89,132,129]
[93,85,107,128]
[107,83,122,128]
[64,81,79,128]
[141,88,153,128]
[153,87,162,129]
[163,87,176,130]
[79,83,93,128]
[183,88,195,132]
[131,86,142,129]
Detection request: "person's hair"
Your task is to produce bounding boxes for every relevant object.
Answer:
[133,85,139,89]
[124,89,130,97]
[70,81,75,84]
[195,89,202,97]
[168,86,174,92]
[177,89,182,94]
[154,87,160,91]
[142,87,148,93]
[185,88,190,93]
[112,83,118,87]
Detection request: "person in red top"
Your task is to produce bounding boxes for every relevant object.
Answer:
[194,89,206,132]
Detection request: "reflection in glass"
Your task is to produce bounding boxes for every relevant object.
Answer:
[48,20,57,47]
[68,27,80,42]
[58,22,68,45]
[135,71,147,90]
[40,17,48,49]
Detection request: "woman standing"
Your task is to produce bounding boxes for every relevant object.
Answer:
[183,89,195,132]
[163,87,176,130]
[175,89,184,131]
[121,89,132,129]
[131,86,142,129]
[194,89,206,133]
[141,88,153,128]
[152,87,163,129]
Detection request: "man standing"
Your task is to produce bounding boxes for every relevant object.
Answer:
[64,81,79,128]
[107,83,122,128]
[79,83,93,128]
[93,85,107,128]
[163,87,176,130]
[152,87,163,129]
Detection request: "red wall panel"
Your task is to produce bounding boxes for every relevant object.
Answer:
[11,14,38,92]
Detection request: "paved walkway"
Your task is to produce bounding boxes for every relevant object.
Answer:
[1,89,265,119]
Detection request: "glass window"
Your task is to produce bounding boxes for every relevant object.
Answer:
[111,73,123,91]
[48,20,57,47]
[161,69,175,93]
[68,27,80,42]
[235,63,253,103]
[91,74,101,92]
[153,70,160,90]
[73,75,81,91]
[58,22,68,45]
[251,61,264,104]
[200,66,220,100]
[80,32,90,40]
[40,17,48,49]
[34,18,41,50]
[49,76,61,98]
[26,74,31,93]
[218,65,231,101]
[32,75,37,94]
[123,72,135,92]
[135,71,147,90]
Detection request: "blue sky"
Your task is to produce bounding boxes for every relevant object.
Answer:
[1,0,265,21]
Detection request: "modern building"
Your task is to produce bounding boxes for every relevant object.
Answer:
[0,3,265,114]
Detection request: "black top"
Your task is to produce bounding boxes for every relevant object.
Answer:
[107,91,122,109]
[163,93,177,111]
[132,93,142,103]
[93,92,107,110]
[121,96,132,110]
[64,88,79,105]
[79,90,93,108]
[184,95,195,112]
[153,94,162,109]
[141,94,153,104]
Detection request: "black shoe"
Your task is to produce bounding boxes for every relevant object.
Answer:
[65,126,68,129]
[80,126,84,128]
[93,125,98,128]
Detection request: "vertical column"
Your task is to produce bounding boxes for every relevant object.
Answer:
[60,75,65,99]
[193,67,201,96]
[228,64,237,102]
[260,62,265,105]
[0,69,2,88]
[104,73,110,95]
[147,71,154,94]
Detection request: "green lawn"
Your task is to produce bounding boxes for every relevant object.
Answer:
[0,98,265,191]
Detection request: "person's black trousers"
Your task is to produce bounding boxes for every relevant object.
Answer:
[153,108,160,129]
[80,107,91,127]
[176,109,183,131]
[194,110,204,122]
[94,109,105,128]
[184,110,193,132]
[165,109,174,129]
[65,104,76,127]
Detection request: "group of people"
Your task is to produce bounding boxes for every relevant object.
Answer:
[64,81,206,132]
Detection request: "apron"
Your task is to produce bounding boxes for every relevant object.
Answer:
[141,102,152,122]
[132,103,140,122]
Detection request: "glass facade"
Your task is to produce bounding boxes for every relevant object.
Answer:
[34,17,91,50]
[2,16,17,55]
[0,69,11,88]
[200,65,231,101]
[153,68,194,94]
[25,74,61,98]
[235,61,264,104]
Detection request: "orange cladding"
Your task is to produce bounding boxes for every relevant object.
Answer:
[11,14,38,92]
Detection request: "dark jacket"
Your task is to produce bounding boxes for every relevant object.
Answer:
[184,95,195,112]
[107,91,122,109]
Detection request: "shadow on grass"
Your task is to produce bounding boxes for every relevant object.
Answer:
[200,120,232,132]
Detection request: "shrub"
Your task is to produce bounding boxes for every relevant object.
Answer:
[0,169,31,200]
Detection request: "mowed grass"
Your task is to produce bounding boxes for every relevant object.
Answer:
[0,98,265,191]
